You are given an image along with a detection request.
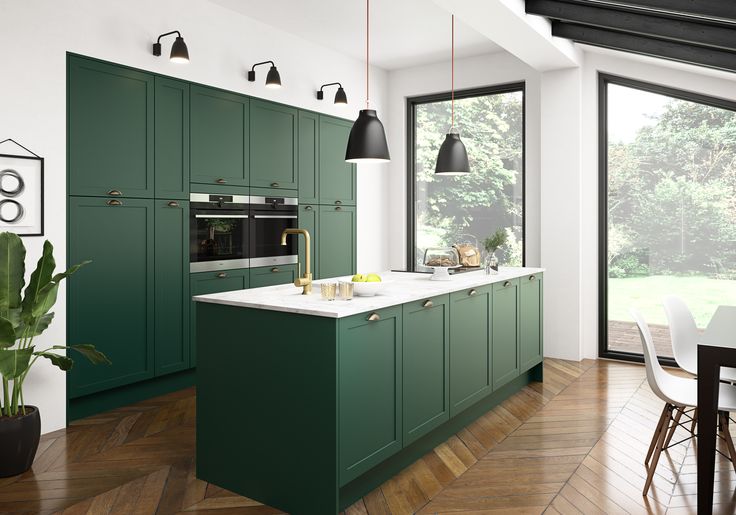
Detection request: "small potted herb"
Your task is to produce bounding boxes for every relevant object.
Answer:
[483,229,508,274]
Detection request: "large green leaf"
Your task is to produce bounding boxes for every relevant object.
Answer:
[0,233,26,317]
[0,317,16,348]
[0,346,33,379]
[51,344,111,365]
[34,351,73,371]
[22,240,55,320]
[31,281,59,319]
[51,260,91,284]
[28,312,54,337]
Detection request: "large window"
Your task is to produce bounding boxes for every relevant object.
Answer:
[600,74,736,361]
[407,84,525,269]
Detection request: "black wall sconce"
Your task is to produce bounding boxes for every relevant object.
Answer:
[317,83,348,105]
[153,30,189,63]
[248,61,281,88]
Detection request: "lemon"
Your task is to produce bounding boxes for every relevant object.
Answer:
[352,274,366,282]
[366,273,382,282]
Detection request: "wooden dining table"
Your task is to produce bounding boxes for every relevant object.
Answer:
[697,305,736,514]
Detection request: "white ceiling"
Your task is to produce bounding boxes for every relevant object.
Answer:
[210,0,502,70]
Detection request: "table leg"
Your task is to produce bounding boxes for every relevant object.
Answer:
[698,346,720,515]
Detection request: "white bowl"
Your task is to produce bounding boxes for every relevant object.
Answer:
[351,281,383,297]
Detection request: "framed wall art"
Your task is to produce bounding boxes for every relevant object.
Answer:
[0,139,44,236]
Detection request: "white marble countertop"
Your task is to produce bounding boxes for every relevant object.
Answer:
[193,267,544,318]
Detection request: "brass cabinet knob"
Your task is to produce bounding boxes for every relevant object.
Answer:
[216,272,227,278]
[106,199,122,206]
[367,313,380,321]
[335,200,342,205]
[423,300,433,308]
[305,205,313,211]
[271,267,280,273]
[216,178,227,184]
[107,189,122,196]
[271,182,280,188]
[529,275,536,281]
[335,206,342,211]
[504,281,511,287]
[167,201,180,208]
[469,289,477,296]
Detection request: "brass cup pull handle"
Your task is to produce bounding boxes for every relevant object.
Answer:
[216,272,227,278]
[335,200,343,205]
[271,267,280,273]
[529,275,535,281]
[423,300,433,308]
[335,206,342,211]
[469,289,477,296]
[106,199,122,206]
[305,205,313,211]
[167,201,180,208]
[107,190,122,196]
[367,313,380,322]
[216,178,227,184]
[271,182,280,188]
[504,281,511,287]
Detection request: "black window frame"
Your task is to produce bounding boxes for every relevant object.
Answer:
[598,72,736,365]
[405,82,527,270]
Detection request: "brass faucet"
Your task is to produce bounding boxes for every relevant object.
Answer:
[280,228,312,295]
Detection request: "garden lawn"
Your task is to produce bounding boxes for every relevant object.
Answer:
[609,275,736,327]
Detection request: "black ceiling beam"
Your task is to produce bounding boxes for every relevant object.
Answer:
[526,0,736,51]
[552,22,736,73]
[574,0,736,23]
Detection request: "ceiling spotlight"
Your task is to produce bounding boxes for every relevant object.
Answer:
[153,30,189,63]
[317,83,348,105]
[248,61,282,88]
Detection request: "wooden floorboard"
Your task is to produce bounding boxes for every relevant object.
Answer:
[0,359,731,513]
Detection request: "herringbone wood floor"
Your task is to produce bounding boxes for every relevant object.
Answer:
[1,359,735,514]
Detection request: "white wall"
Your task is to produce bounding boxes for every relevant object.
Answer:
[0,0,389,433]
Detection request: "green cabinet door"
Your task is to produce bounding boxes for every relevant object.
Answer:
[403,295,450,445]
[250,100,298,190]
[298,204,319,280]
[155,199,190,376]
[319,116,356,206]
[190,269,250,366]
[318,206,356,279]
[492,279,520,390]
[520,273,543,372]
[339,306,402,486]
[155,77,189,199]
[449,286,492,417]
[190,85,249,186]
[68,197,154,397]
[250,264,298,288]
[298,111,319,204]
[68,56,154,198]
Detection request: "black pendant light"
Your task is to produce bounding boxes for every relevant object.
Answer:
[435,15,469,175]
[345,0,390,163]
[248,61,282,88]
[153,30,189,63]
[317,82,348,105]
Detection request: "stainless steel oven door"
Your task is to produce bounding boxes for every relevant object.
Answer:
[250,196,298,267]
[190,193,250,273]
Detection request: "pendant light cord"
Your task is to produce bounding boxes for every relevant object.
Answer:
[451,14,455,132]
[366,0,370,109]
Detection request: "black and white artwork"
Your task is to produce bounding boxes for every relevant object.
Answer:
[0,152,44,236]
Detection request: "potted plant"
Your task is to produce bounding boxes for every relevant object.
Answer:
[0,232,110,477]
[483,229,508,274]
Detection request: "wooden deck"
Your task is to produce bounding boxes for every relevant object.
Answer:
[1,359,734,514]
[608,320,676,358]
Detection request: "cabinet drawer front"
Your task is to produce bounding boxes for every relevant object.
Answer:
[339,306,402,485]
[520,274,543,372]
[319,116,356,205]
[449,286,492,416]
[155,77,190,199]
[403,295,450,444]
[250,264,297,288]
[250,100,298,189]
[492,279,520,390]
[68,56,154,198]
[68,197,155,397]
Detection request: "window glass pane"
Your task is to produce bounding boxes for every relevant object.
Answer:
[606,82,736,358]
[413,90,524,268]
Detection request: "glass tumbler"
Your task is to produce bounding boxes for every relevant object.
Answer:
[339,281,354,300]
[320,282,337,301]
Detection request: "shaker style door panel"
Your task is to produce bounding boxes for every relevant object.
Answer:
[250,264,298,288]
[318,206,356,279]
[319,116,356,206]
[68,56,154,198]
[298,204,319,280]
[492,279,520,390]
[250,100,298,190]
[298,111,319,204]
[520,273,543,372]
[155,77,190,199]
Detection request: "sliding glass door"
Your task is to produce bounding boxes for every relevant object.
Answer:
[600,75,736,361]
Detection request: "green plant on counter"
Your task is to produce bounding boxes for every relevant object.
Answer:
[0,233,110,417]
[483,228,508,254]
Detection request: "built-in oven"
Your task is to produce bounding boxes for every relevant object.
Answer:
[249,196,298,267]
[190,193,250,273]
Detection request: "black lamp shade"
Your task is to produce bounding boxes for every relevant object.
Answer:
[345,109,390,163]
[435,133,469,174]
[265,66,282,88]
[170,36,189,63]
[334,87,348,105]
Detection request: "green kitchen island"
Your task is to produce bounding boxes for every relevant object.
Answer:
[194,267,544,514]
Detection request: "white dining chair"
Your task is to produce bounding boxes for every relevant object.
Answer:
[631,308,736,495]
[663,295,736,383]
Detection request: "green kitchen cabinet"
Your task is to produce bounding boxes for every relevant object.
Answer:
[154,199,190,376]
[250,264,298,288]
[402,295,450,445]
[68,56,154,198]
[155,77,189,199]
[338,306,403,486]
[319,116,356,206]
[520,273,543,373]
[298,111,319,204]
[190,85,249,186]
[190,269,249,366]
[492,279,520,390]
[298,204,319,280]
[68,196,155,398]
[250,100,298,190]
[318,205,356,279]
[449,285,492,417]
